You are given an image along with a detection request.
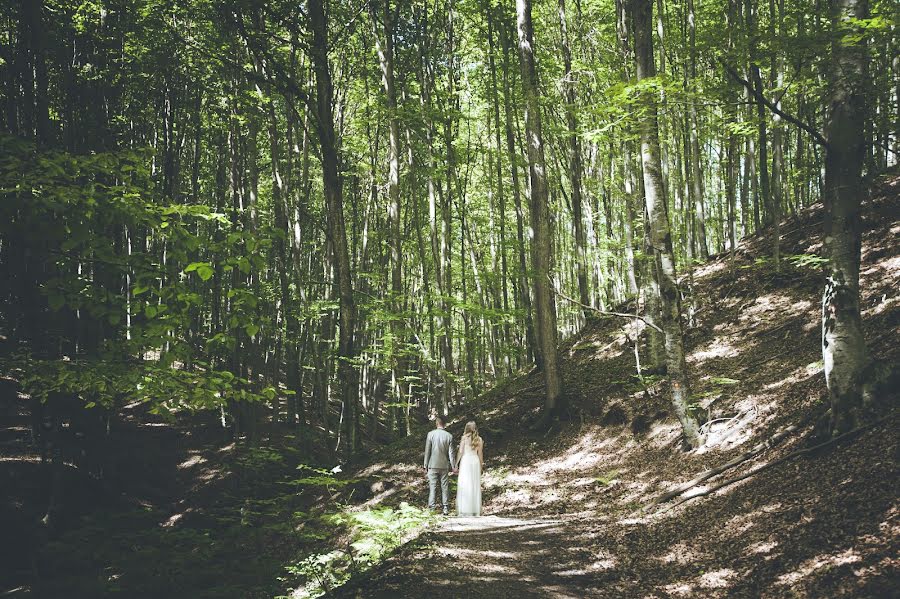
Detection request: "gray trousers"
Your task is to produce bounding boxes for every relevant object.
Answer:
[427,468,450,511]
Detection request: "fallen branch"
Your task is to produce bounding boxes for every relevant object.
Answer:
[555,288,663,333]
[650,419,805,506]
[661,415,891,512]
[698,409,751,436]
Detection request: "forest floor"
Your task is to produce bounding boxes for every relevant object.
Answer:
[1,175,898,598]
[323,175,900,598]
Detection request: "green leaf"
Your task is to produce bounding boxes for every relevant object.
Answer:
[244,324,260,337]
[196,264,214,281]
[145,305,158,319]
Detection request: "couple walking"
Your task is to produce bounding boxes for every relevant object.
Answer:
[423,416,484,516]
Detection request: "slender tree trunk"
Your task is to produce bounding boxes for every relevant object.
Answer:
[309,0,358,454]
[632,0,701,448]
[557,0,590,316]
[487,9,512,374]
[501,20,537,366]
[686,0,709,260]
[371,0,406,424]
[623,143,640,296]
[516,0,565,418]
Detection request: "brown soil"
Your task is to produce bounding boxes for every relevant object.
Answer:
[326,176,900,598]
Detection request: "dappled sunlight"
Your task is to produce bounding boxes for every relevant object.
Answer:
[776,549,862,586]
[697,568,737,589]
[646,421,681,448]
[507,429,628,485]
[761,360,823,392]
[688,336,740,365]
[361,485,399,507]
[177,453,207,469]
[198,467,223,482]
[738,293,814,326]
[864,292,899,317]
[724,506,774,535]
[435,547,517,559]
[570,335,628,363]
[658,542,705,564]
[358,461,419,477]
[0,454,40,463]
[556,553,617,575]
[663,581,697,596]
[698,407,758,452]
[694,259,729,279]
[749,539,779,555]
[616,479,655,505]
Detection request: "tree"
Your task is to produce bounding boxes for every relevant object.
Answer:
[308,0,359,453]
[516,0,565,419]
[632,0,702,448]
[557,0,590,317]
[821,0,873,434]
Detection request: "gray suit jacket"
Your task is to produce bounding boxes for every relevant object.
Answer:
[424,428,455,470]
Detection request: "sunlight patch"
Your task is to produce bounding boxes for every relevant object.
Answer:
[647,422,681,448]
[689,337,739,364]
[749,540,779,555]
[178,454,207,469]
[162,511,187,527]
[698,568,736,588]
[663,582,695,596]
[776,549,862,585]
[659,543,703,564]
[435,547,516,559]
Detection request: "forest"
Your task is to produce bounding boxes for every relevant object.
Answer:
[0,0,897,596]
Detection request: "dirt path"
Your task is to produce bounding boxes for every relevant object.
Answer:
[327,514,636,598]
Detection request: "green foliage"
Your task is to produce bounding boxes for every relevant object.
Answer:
[0,133,284,414]
[594,470,621,486]
[788,253,829,269]
[282,502,436,598]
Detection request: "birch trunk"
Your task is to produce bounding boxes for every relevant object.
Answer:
[632,0,702,447]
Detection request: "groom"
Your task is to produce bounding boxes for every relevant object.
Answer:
[423,415,456,515]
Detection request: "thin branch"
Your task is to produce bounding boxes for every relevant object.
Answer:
[660,414,892,512]
[720,61,829,148]
[650,419,802,506]
[554,287,663,333]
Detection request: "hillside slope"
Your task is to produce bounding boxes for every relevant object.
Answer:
[326,175,899,598]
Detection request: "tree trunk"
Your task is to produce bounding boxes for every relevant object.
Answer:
[371,0,406,425]
[516,0,565,418]
[632,0,702,448]
[308,0,358,454]
[557,0,590,316]
[822,0,874,435]
[501,20,537,366]
[486,9,512,375]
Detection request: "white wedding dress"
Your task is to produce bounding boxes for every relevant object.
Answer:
[456,438,482,516]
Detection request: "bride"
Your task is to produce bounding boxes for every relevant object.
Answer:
[454,421,484,516]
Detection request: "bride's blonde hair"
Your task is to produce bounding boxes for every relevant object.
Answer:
[464,421,482,447]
